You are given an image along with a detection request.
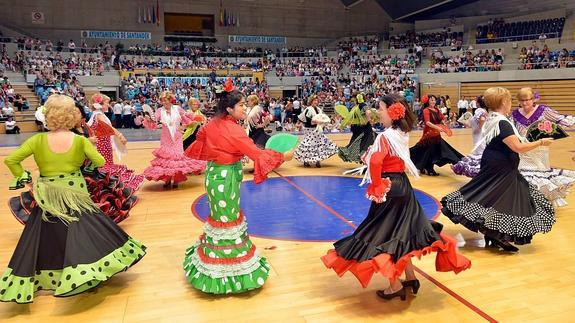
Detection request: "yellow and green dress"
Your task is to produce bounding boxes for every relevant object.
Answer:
[182,109,206,150]
[0,133,146,303]
[337,104,377,163]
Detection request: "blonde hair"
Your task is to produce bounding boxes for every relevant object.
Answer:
[482,87,511,112]
[307,95,319,106]
[102,94,111,103]
[247,94,259,106]
[159,90,175,102]
[517,87,535,101]
[45,95,81,130]
[188,97,200,107]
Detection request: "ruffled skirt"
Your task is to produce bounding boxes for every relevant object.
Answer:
[410,136,463,171]
[294,128,338,163]
[143,147,207,184]
[338,124,376,163]
[322,173,471,287]
[0,204,146,303]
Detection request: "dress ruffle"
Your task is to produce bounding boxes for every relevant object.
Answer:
[520,168,575,207]
[144,147,207,184]
[294,128,338,163]
[98,163,144,192]
[321,233,471,287]
[365,179,392,203]
[252,150,284,184]
[83,170,138,223]
[451,154,482,178]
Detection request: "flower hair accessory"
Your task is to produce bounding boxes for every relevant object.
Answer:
[224,77,234,92]
[421,95,429,104]
[388,102,406,121]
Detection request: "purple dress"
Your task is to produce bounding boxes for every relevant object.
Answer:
[451,108,487,177]
[511,105,575,207]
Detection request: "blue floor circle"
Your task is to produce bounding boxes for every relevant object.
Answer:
[191,175,440,242]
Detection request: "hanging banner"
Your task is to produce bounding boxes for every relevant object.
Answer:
[156,76,253,87]
[228,35,286,44]
[81,30,152,40]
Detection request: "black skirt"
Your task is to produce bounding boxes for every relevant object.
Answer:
[410,137,463,171]
[441,151,555,245]
[338,124,376,163]
[0,205,146,303]
[249,127,270,149]
[183,126,200,151]
[334,173,444,263]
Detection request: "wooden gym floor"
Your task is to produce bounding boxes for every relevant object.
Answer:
[0,129,573,323]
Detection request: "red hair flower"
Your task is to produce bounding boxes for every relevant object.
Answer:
[421,95,429,104]
[388,102,406,121]
[224,77,234,92]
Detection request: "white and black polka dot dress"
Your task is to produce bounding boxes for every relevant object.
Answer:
[441,121,555,245]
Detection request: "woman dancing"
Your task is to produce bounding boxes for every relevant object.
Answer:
[337,103,376,164]
[322,94,471,301]
[511,87,575,207]
[143,91,206,188]
[410,94,463,176]
[246,94,271,148]
[451,96,488,177]
[183,87,291,294]
[182,98,206,151]
[1,95,146,303]
[87,93,144,191]
[294,95,337,168]
[441,87,555,252]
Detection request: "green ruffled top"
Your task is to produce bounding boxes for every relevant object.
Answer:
[4,133,106,222]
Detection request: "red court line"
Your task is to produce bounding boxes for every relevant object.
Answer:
[273,170,498,323]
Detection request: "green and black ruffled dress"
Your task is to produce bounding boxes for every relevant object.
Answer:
[1,133,146,303]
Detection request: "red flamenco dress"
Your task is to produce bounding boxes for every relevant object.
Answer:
[87,113,143,223]
[322,131,471,287]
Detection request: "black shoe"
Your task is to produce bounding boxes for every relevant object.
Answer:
[376,287,406,301]
[303,162,310,168]
[485,237,518,252]
[315,161,321,168]
[427,169,439,176]
[401,279,421,294]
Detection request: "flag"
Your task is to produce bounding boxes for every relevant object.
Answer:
[152,5,156,24]
[223,9,227,27]
[156,0,160,26]
[148,6,152,23]
[137,7,142,24]
[231,12,235,26]
[227,10,232,27]
[219,0,224,26]
[237,13,240,27]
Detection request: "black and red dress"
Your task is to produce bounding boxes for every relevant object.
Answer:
[410,107,463,173]
[322,129,471,286]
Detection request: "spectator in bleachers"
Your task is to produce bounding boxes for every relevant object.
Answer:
[4,116,20,134]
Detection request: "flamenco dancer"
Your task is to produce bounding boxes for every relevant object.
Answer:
[410,94,463,176]
[294,95,337,168]
[143,91,206,189]
[246,94,271,148]
[87,93,144,191]
[337,102,376,164]
[1,95,145,303]
[441,87,555,252]
[183,86,292,294]
[511,87,575,207]
[182,98,206,151]
[9,98,138,224]
[322,94,470,301]
[451,96,488,177]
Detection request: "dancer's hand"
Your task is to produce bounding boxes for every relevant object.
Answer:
[539,138,553,146]
[88,136,98,144]
[283,150,294,161]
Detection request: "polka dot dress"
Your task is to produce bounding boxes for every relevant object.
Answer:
[183,162,270,294]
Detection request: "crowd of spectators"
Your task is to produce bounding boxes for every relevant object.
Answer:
[389,29,464,49]
[13,51,107,76]
[118,55,265,71]
[519,45,575,69]
[427,48,504,73]
[273,57,342,77]
[348,54,419,76]
[338,37,379,55]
